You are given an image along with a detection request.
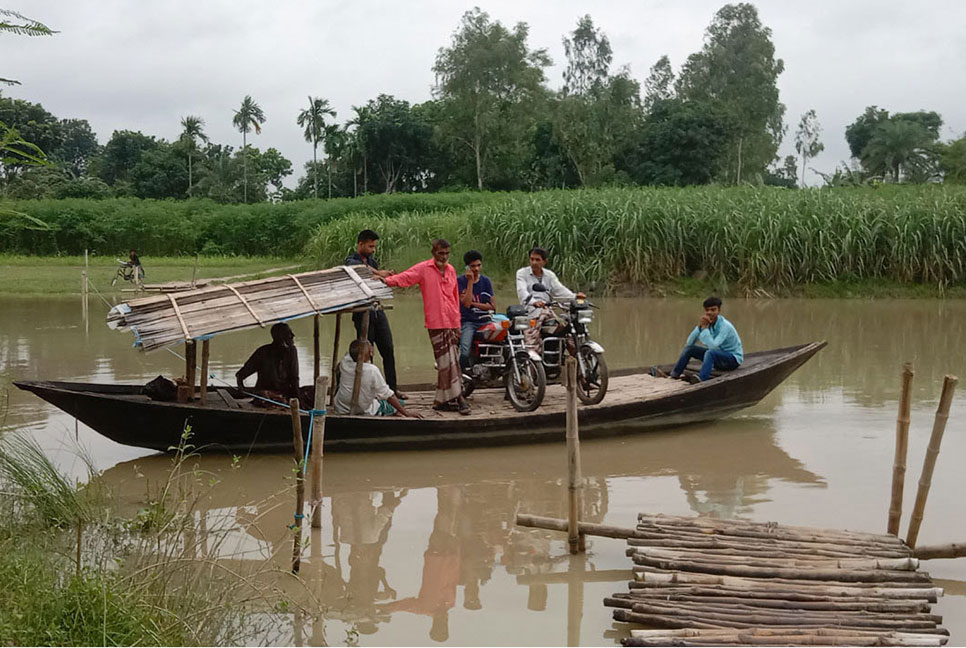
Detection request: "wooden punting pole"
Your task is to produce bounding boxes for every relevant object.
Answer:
[310,363,330,530]
[328,312,341,407]
[889,363,915,535]
[185,340,197,400]
[906,375,957,548]
[349,309,370,415]
[313,314,320,383]
[199,339,210,405]
[565,356,585,554]
[289,397,306,573]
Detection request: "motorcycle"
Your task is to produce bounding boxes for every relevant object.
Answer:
[461,306,547,412]
[528,283,608,405]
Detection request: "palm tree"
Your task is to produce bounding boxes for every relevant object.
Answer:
[180,115,208,197]
[296,96,336,199]
[862,120,933,183]
[232,95,266,203]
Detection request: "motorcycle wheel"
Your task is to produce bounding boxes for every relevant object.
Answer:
[506,356,547,412]
[575,347,608,405]
[461,373,476,398]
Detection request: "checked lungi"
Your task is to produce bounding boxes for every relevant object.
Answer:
[428,328,462,405]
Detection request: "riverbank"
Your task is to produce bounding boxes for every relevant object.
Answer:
[2,254,963,299]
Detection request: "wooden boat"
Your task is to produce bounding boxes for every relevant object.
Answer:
[15,341,825,453]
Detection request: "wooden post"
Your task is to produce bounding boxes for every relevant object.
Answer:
[565,356,585,554]
[313,313,320,383]
[185,340,197,400]
[310,366,330,529]
[906,375,957,548]
[289,397,305,573]
[888,363,914,535]
[191,252,199,287]
[350,309,370,415]
[199,339,210,406]
[328,312,342,406]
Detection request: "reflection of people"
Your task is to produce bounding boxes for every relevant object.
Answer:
[235,322,299,402]
[457,250,494,370]
[380,239,470,415]
[332,489,407,633]
[385,486,462,643]
[333,340,421,418]
[668,297,743,383]
[344,230,403,399]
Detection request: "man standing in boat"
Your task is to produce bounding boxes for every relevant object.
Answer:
[378,239,470,415]
[345,229,404,400]
[667,297,743,382]
[235,322,299,404]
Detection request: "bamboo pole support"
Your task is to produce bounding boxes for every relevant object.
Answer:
[289,397,305,573]
[888,363,915,535]
[913,542,966,560]
[191,252,199,287]
[565,356,585,553]
[328,312,342,406]
[185,340,197,400]
[350,309,370,415]
[81,269,88,324]
[310,368,329,529]
[199,339,210,406]
[906,375,957,548]
[313,314,320,383]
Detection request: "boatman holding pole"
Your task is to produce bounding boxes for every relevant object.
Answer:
[378,239,470,416]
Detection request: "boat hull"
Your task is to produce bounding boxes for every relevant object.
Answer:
[14,342,825,453]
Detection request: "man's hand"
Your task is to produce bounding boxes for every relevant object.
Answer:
[401,408,423,419]
[534,300,546,308]
[576,291,587,300]
[699,314,711,328]
[464,267,474,281]
[372,269,393,279]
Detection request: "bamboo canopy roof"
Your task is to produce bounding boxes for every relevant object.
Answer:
[107,265,392,351]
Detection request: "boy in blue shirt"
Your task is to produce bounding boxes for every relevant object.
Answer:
[457,250,495,370]
[668,296,743,382]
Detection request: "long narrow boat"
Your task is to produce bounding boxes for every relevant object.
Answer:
[15,341,824,453]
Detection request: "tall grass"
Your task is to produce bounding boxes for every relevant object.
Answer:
[306,186,966,290]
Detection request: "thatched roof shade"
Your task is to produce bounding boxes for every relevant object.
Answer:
[107,265,392,351]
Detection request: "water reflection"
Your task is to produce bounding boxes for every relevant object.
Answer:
[98,419,820,645]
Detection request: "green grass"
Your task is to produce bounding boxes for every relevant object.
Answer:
[0,254,308,294]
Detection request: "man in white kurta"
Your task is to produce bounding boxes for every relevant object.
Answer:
[334,340,420,417]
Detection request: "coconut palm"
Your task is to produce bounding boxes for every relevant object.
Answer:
[180,115,208,197]
[296,96,336,199]
[232,95,266,202]
[862,120,932,183]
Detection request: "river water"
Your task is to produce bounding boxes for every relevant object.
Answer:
[2,294,966,645]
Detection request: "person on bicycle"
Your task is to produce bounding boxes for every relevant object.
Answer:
[514,247,583,351]
[457,250,495,370]
[128,249,145,278]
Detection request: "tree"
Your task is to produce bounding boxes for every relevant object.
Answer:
[617,98,733,186]
[794,109,824,187]
[95,130,158,191]
[130,140,188,199]
[844,106,889,159]
[179,115,207,197]
[232,95,265,202]
[254,147,293,199]
[1,9,55,86]
[643,55,674,112]
[353,94,434,193]
[676,3,785,184]
[562,15,611,96]
[296,96,335,199]
[862,119,939,183]
[0,96,60,182]
[940,137,966,184]
[554,15,641,186]
[433,8,551,190]
[52,118,98,177]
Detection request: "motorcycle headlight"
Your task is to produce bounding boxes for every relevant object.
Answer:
[513,315,530,331]
[577,309,593,324]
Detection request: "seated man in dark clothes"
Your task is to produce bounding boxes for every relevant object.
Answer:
[236,322,299,406]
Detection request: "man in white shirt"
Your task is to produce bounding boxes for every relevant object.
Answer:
[334,340,421,418]
[515,247,585,350]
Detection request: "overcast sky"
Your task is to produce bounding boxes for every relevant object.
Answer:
[5,0,966,187]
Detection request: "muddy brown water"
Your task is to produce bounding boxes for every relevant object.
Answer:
[2,294,966,645]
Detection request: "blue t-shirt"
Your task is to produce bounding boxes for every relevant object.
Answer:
[457,275,494,324]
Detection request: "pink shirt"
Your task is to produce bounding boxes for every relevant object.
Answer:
[385,259,461,329]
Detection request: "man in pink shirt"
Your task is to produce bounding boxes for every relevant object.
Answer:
[380,239,470,415]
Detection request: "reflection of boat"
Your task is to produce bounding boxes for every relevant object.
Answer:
[15,342,824,453]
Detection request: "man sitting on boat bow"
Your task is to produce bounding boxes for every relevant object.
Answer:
[667,296,743,383]
[334,340,421,418]
[236,322,299,406]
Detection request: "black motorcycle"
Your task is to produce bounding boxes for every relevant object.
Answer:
[528,283,608,405]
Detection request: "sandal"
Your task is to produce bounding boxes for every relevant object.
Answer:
[457,400,471,416]
[432,401,459,412]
